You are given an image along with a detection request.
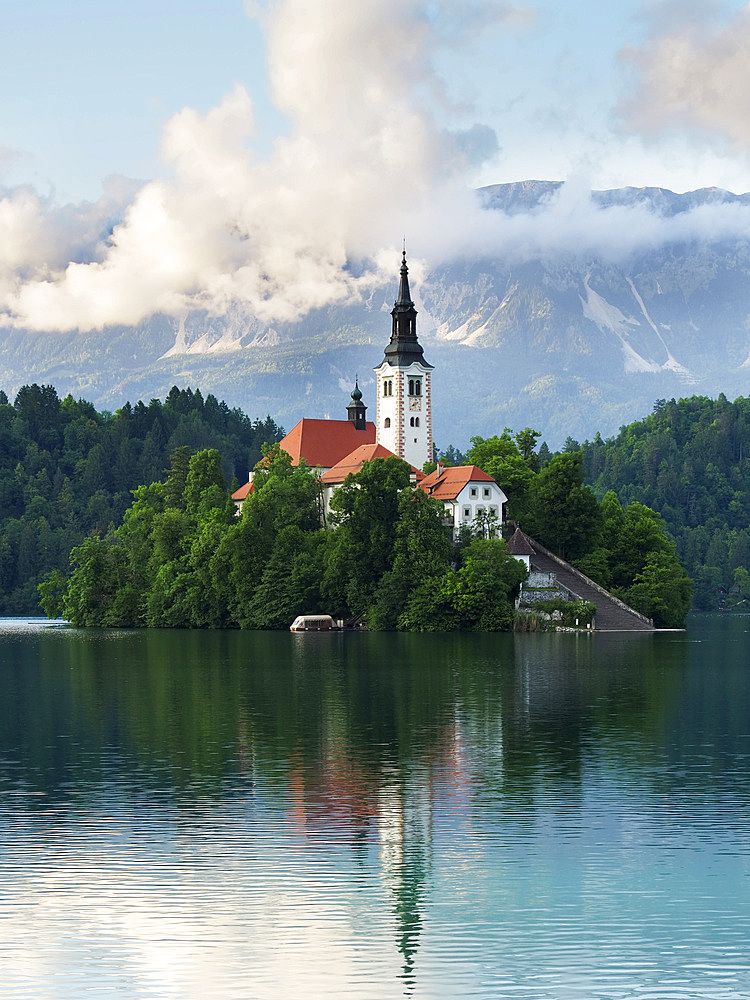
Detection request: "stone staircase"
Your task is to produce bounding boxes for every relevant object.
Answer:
[523,535,654,631]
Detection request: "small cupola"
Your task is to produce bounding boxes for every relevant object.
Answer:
[346,378,368,430]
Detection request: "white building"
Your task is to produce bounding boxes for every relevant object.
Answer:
[419,465,508,541]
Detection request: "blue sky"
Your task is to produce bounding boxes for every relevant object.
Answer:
[2,0,749,202]
[0,1,274,200]
[2,0,750,332]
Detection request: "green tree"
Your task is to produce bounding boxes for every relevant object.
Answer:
[185,510,233,628]
[38,568,68,619]
[438,444,466,466]
[609,501,673,591]
[222,446,322,627]
[64,534,133,627]
[325,456,412,619]
[368,487,452,629]
[515,427,541,469]
[457,538,527,630]
[400,537,525,632]
[245,526,325,629]
[184,448,229,518]
[466,431,538,522]
[527,452,601,560]
[164,446,193,509]
[625,551,693,628]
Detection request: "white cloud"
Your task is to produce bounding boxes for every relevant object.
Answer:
[620,2,750,150]
[0,0,508,332]
[2,0,750,335]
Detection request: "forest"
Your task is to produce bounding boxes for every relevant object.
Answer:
[0,384,280,613]
[39,446,529,631]
[1,382,701,629]
[38,433,689,630]
[576,394,750,611]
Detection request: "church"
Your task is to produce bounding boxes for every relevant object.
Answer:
[232,252,507,537]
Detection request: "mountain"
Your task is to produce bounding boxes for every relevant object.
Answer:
[3,182,750,449]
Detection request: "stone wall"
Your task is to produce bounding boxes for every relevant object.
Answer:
[517,568,571,606]
[527,571,557,588]
[518,587,570,606]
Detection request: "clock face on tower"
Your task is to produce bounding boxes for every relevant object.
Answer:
[409,397,421,411]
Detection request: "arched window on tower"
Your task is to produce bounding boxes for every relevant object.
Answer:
[384,417,391,428]
[408,379,414,396]
[415,379,421,396]
[415,417,420,427]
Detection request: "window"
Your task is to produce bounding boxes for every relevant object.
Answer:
[489,506,498,516]
[383,379,393,397]
[410,417,414,427]
[415,417,420,427]
[470,487,477,497]
[483,488,490,498]
[384,417,390,428]
[463,507,471,519]
[408,378,415,396]
[415,379,421,396]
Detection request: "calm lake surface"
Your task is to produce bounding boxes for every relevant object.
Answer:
[1,616,749,999]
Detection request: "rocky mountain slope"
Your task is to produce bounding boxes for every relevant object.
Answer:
[2,182,750,449]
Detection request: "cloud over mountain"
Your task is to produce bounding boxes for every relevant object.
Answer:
[0,0,512,332]
[2,0,750,336]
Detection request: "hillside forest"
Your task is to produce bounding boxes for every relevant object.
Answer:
[0,384,280,613]
[576,395,750,611]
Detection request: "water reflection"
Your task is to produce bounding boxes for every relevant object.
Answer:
[1,618,750,997]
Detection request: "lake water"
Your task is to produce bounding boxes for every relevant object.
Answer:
[0,616,749,999]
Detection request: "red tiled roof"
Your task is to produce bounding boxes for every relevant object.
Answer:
[320,443,422,484]
[231,481,254,501]
[419,464,497,501]
[280,418,376,469]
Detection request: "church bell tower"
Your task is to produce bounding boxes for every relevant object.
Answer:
[374,252,433,469]
[346,378,368,430]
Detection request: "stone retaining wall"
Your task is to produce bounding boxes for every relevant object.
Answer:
[518,587,570,605]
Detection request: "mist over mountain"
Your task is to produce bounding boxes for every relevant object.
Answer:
[2,181,750,450]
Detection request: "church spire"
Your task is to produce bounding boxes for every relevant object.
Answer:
[384,251,430,366]
[396,248,412,309]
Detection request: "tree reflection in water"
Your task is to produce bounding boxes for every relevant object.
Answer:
[1,619,748,988]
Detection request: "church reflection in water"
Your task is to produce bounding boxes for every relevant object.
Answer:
[278,700,474,986]
[378,766,433,986]
[0,624,690,989]
[282,754,442,985]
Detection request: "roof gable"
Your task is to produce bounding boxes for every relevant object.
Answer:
[321,443,422,484]
[280,418,376,470]
[419,464,499,501]
[231,481,254,501]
